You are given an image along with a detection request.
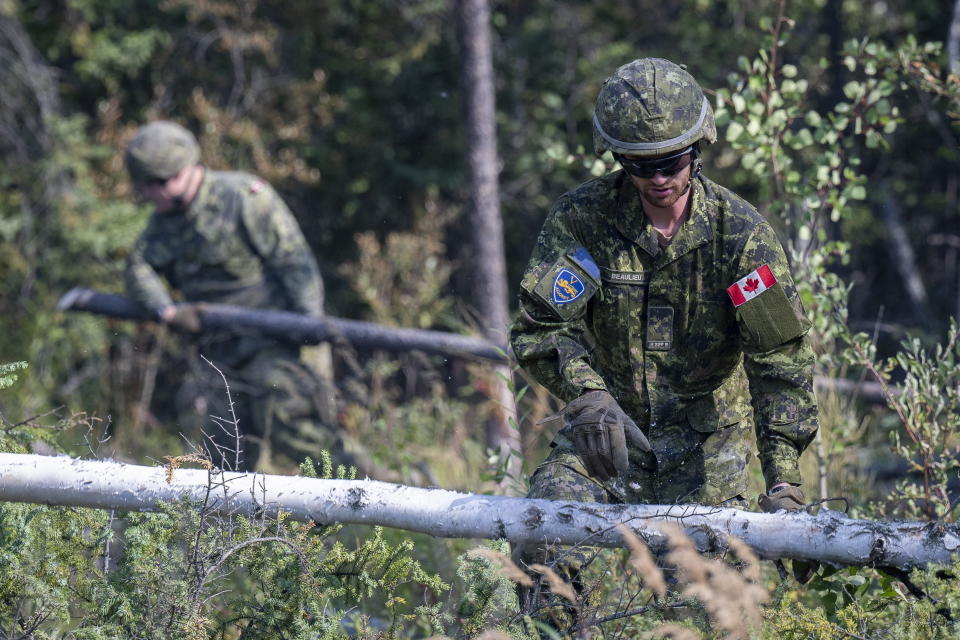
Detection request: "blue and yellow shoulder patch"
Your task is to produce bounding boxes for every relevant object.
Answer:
[552,268,585,304]
[521,246,601,320]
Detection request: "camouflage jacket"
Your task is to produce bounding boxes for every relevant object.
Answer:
[510,171,818,487]
[125,169,323,318]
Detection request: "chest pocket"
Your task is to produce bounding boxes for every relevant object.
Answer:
[191,204,264,280]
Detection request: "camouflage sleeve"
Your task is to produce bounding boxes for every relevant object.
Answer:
[124,227,175,316]
[509,200,606,403]
[241,183,324,317]
[735,221,819,488]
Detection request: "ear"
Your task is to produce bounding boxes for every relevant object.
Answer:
[692,157,704,179]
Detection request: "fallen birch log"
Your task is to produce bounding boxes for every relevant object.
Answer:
[1,453,957,571]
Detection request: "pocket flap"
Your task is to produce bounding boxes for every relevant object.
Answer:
[685,385,751,433]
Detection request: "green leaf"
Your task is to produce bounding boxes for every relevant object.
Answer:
[843,81,864,100]
[731,93,746,113]
[726,121,744,142]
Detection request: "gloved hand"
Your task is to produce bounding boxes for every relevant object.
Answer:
[759,484,805,512]
[760,484,818,583]
[560,390,651,481]
[161,304,203,334]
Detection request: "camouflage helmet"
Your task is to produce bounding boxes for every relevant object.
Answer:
[125,120,200,184]
[593,58,717,158]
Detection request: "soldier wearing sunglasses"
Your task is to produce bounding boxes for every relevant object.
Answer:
[510,58,819,614]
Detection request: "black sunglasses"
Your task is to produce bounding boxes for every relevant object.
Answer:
[139,175,172,189]
[615,146,695,179]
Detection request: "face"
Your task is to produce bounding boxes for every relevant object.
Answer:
[136,165,195,213]
[617,148,695,209]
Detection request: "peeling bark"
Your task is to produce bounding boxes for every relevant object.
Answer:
[1,453,957,571]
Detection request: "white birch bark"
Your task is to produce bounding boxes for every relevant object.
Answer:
[1,452,957,571]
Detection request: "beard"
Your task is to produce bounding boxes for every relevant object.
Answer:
[638,178,690,208]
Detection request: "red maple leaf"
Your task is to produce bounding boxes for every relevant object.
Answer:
[743,277,760,293]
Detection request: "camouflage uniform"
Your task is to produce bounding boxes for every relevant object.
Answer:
[125,169,340,470]
[512,169,818,512]
[511,57,819,625]
[511,56,819,524]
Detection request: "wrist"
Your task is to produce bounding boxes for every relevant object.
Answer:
[159,305,177,322]
[768,481,798,493]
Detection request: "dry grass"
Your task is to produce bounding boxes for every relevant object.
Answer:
[651,522,769,640]
[529,563,578,604]
[467,547,534,587]
[618,524,668,598]
[163,453,213,483]
[643,624,702,640]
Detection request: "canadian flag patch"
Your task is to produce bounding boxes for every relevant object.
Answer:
[726,264,777,307]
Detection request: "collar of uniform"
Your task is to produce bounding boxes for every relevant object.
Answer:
[655,178,712,267]
[182,167,213,222]
[612,173,713,260]
[613,172,661,257]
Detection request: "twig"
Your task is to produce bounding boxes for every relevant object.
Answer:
[0,405,65,431]
[131,324,166,437]
[201,355,242,471]
[101,509,115,574]
[569,600,696,633]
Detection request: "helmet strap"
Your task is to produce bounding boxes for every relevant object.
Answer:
[680,144,703,195]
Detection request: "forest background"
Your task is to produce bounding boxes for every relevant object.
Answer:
[2,0,960,637]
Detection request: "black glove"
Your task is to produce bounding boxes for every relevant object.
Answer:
[164,304,203,334]
[759,484,805,513]
[560,390,651,481]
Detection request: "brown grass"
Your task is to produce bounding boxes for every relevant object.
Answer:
[618,523,668,598]
[657,522,768,640]
[467,547,534,587]
[529,563,578,604]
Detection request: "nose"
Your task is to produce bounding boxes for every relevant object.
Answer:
[648,171,670,184]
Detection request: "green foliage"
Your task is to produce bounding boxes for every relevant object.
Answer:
[0,453,448,638]
[0,361,26,390]
[454,540,519,636]
[765,559,960,639]
[846,321,960,521]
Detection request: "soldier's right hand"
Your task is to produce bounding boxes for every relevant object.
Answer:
[161,304,203,333]
[561,390,650,481]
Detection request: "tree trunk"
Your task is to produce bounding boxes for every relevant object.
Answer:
[457,0,521,486]
[949,0,960,75]
[1,452,957,571]
[879,182,931,324]
[59,287,510,363]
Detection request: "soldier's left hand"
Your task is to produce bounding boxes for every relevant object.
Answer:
[760,484,820,583]
[759,483,805,512]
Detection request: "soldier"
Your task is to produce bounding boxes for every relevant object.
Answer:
[510,58,819,611]
[124,120,343,472]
